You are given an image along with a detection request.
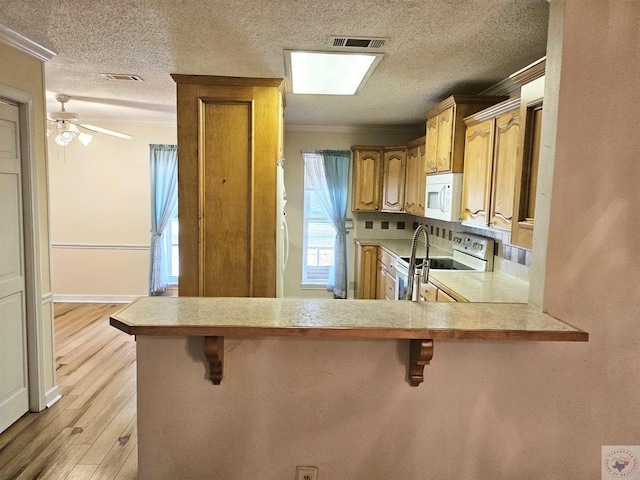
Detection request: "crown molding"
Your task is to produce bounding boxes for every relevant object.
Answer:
[479,76,521,97]
[0,24,56,62]
[285,124,421,134]
[510,57,546,86]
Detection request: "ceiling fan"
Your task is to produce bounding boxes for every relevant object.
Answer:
[48,94,133,146]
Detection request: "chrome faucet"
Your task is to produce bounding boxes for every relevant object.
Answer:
[406,224,430,301]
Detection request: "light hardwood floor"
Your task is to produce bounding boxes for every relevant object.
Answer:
[0,303,137,480]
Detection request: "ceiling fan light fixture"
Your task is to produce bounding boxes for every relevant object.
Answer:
[77,132,93,146]
[55,133,72,147]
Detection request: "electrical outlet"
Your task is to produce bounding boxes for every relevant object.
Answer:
[295,465,318,480]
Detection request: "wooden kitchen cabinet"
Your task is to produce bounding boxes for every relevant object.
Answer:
[381,149,406,212]
[436,289,456,302]
[419,281,438,302]
[510,58,546,249]
[490,109,520,229]
[461,98,520,230]
[424,95,507,175]
[352,146,406,213]
[355,242,378,299]
[172,74,283,298]
[461,118,494,227]
[404,137,426,215]
[419,280,461,302]
[376,247,397,300]
[352,148,382,212]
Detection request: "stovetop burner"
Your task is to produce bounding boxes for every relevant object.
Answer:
[428,257,474,271]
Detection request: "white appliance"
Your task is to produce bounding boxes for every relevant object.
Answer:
[276,158,289,297]
[395,232,495,300]
[424,173,463,222]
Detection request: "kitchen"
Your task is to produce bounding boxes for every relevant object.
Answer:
[352,73,542,304]
[1,2,638,480]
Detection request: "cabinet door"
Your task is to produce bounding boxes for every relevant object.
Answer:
[419,282,438,302]
[416,144,426,216]
[436,107,454,172]
[490,109,520,230]
[352,150,382,211]
[382,150,406,212]
[356,244,378,299]
[425,117,438,173]
[461,119,494,226]
[404,146,419,214]
[376,259,386,300]
[436,289,456,302]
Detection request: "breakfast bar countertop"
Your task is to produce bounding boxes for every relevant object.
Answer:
[110,296,587,342]
[110,296,587,387]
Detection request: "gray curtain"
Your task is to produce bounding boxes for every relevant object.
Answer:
[303,150,350,298]
[148,144,178,295]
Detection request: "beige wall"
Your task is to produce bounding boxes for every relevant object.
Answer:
[135,1,640,479]
[0,41,58,405]
[283,127,419,298]
[48,124,176,300]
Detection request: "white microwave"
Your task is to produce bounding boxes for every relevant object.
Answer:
[424,173,463,222]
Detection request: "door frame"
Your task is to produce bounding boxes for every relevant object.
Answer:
[0,83,49,412]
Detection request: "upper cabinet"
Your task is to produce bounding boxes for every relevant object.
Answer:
[352,146,408,213]
[424,95,508,175]
[404,137,426,216]
[352,148,383,212]
[510,58,546,249]
[461,98,521,230]
[172,74,284,298]
[382,149,407,212]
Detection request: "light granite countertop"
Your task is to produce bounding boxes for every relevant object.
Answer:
[355,238,529,303]
[110,296,587,342]
[428,270,529,303]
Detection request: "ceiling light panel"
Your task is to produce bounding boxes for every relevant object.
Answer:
[284,50,384,95]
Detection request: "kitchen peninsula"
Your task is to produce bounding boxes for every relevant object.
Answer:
[111,297,588,480]
[111,297,586,479]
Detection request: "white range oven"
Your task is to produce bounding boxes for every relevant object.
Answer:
[394,233,495,300]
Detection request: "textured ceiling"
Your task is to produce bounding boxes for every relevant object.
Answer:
[1,0,549,127]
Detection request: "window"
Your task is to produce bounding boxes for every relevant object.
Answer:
[166,214,179,284]
[149,144,178,295]
[302,167,336,285]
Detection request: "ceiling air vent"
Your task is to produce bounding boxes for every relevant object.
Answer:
[330,36,387,49]
[100,73,144,81]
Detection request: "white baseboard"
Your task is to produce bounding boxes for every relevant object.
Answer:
[45,386,62,408]
[53,294,143,304]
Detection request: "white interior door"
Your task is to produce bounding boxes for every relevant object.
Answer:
[0,101,29,434]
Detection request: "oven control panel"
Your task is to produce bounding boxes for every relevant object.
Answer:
[452,233,495,262]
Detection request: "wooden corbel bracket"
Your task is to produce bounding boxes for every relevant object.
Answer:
[204,336,224,385]
[204,336,433,387]
[409,339,434,386]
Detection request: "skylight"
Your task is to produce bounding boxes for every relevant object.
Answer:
[284,50,383,95]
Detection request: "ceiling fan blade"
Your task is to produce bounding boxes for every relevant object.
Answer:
[78,123,132,140]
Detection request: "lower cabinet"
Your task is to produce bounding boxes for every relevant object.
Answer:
[419,281,461,302]
[355,242,397,300]
[376,248,397,300]
[355,242,378,299]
